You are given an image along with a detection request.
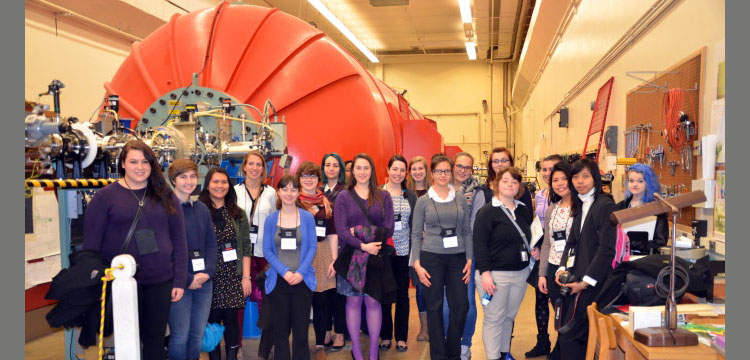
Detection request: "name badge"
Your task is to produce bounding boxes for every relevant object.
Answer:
[394,214,403,231]
[566,248,576,268]
[566,256,576,268]
[189,249,205,271]
[521,250,529,262]
[554,240,567,252]
[553,230,567,252]
[281,229,297,250]
[315,219,327,238]
[250,225,259,244]
[441,228,458,248]
[222,243,238,262]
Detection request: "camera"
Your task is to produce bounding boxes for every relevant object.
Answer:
[558,272,577,297]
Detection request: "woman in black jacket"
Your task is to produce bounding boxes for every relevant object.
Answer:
[555,159,617,360]
[473,167,533,360]
[379,155,418,352]
[617,163,668,254]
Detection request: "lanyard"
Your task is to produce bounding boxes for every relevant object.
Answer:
[499,202,535,269]
[430,197,458,230]
[244,183,265,226]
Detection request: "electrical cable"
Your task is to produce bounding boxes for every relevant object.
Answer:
[661,88,698,152]
[654,262,690,299]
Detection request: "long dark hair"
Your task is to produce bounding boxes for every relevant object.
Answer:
[548,162,576,204]
[570,158,611,216]
[387,155,408,190]
[118,140,176,214]
[348,153,383,208]
[486,147,514,185]
[199,167,244,219]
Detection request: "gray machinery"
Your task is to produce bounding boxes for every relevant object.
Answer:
[25,77,289,181]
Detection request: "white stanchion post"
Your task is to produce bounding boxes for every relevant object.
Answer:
[111,254,141,360]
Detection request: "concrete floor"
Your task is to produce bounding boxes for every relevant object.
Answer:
[25,286,557,359]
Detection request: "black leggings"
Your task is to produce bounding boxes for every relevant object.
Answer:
[208,307,242,348]
[380,255,410,342]
[138,280,173,360]
[312,288,340,346]
[526,260,550,338]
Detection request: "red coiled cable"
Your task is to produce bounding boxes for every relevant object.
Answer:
[661,88,697,152]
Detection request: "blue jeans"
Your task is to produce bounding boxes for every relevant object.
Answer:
[168,280,213,360]
[443,261,476,347]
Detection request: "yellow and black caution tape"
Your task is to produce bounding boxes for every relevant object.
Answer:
[98,265,124,360]
[24,179,117,189]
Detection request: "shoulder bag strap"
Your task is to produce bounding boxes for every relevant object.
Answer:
[349,190,376,226]
[120,205,144,254]
[499,204,536,268]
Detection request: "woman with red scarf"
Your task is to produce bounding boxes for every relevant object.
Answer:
[296,161,338,360]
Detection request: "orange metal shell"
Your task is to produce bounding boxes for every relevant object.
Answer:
[104,2,442,180]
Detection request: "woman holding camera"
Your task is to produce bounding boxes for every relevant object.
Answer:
[537,162,576,359]
[333,153,395,360]
[473,167,532,360]
[412,155,472,360]
[555,159,617,360]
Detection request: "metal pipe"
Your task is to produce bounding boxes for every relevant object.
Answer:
[29,0,143,43]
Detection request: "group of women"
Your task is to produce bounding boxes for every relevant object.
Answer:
[82,139,668,360]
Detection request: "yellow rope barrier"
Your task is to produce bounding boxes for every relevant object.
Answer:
[98,265,124,360]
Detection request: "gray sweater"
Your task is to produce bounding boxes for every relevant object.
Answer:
[411,192,473,261]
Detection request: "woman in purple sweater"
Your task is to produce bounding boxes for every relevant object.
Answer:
[83,140,187,360]
[333,153,395,360]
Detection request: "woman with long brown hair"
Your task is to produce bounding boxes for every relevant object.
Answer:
[84,140,187,360]
[333,153,395,360]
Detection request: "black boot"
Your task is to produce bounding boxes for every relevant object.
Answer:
[525,334,551,358]
[225,345,239,360]
[208,343,222,360]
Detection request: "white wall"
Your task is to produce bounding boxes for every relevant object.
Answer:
[25,4,132,119]
[516,0,725,239]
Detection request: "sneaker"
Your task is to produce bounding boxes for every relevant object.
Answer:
[460,345,471,360]
[504,353,516,360]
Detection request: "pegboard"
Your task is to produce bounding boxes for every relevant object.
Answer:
[625,49,705,227]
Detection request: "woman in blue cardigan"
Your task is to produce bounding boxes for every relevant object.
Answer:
[263,174,317,360]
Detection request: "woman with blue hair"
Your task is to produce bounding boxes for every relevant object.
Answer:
[617,163,668,254]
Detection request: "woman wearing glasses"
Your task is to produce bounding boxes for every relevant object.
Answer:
[471,148,532,219]
[445,152,481,360]
[296,161,338,360]
[412,155,473,360]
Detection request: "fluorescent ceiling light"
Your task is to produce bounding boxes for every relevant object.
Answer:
[458,0,472,24]
[307,0,379,63]
[465,41,477,60]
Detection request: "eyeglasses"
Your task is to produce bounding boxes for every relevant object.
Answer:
[300,174,318,179]
[455,164,473,172]
[432,169,452,176]
[492,158,511,164]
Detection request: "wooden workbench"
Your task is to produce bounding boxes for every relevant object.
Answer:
[610,315,724,360]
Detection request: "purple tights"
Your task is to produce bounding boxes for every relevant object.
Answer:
[346,295,382,360]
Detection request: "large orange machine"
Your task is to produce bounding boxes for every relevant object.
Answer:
[103,1,447,182]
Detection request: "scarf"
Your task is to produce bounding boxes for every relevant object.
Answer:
[346,225,379,292]
[298,190,332,218]
[459,177,480,206]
